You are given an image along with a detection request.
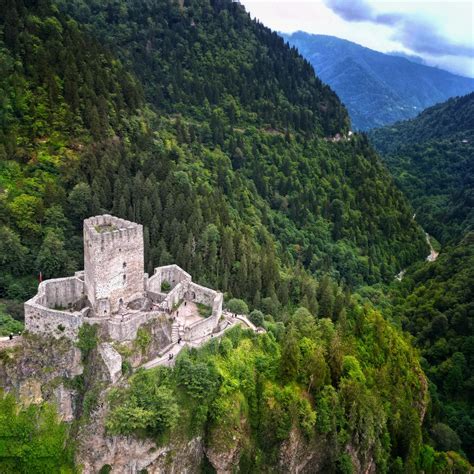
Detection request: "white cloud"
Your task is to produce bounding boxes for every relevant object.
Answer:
[240,0,474,77]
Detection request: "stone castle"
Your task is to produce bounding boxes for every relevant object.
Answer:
[25,215,223,343]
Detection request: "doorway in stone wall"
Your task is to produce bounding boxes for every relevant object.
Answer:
[185,290,196,301]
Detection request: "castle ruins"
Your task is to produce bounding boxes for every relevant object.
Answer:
[25,215,223,343]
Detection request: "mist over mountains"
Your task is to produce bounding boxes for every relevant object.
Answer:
[282,32,474,130]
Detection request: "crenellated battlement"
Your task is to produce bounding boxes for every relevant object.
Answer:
[84,215,145,315]
[84,215,142,246]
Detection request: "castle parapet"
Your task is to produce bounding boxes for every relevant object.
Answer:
[25,276,86,339]
[84,214,145,315]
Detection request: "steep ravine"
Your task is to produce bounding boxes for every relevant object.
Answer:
[0,324,429,473]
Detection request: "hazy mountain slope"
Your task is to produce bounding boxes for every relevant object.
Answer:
[369,93,474,244]
[0,0,466,472]
[282,32,474,130]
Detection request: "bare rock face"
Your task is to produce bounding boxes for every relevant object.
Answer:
[0,334,83,421]
[204,412,249,473]
[77,396,204,473]
[19,379,43,405]
[279,428,329,473]
[98,342,122,384]
[345,444,376,474]
[54,384,75,422]
[205,443,240,474]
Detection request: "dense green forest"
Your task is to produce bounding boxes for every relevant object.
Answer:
[369,93,474,244]
[361,234,474,462]
[106,305,440,472]
[0,0,426,309]
[1,0,470,471]
[385,233,474,462]
[366,96,474,464]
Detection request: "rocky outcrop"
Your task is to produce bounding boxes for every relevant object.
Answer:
[279,428,330,473]
[0,333,83,420]
[98,343,122,384]
[76,394,204,473]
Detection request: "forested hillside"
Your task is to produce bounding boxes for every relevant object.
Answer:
[0,0,427,311]
[365,93,474,464]
[369,93,474,244]
[58,0,349,137]
[282,32,474,130]
[2,0,465,472]
[379,233,474,462]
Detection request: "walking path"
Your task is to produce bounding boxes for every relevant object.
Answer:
[425,233,439,262]
[142,313,262,369]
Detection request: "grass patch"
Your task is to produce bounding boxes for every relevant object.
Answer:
[197,303,212,318]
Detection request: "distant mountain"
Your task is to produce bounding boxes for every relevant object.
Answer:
[281,32,474,130]
[369,93,474,243]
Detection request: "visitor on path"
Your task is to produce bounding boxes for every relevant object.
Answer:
[9,333,13,340]
[178,337,182,344]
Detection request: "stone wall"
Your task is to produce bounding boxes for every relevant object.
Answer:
[187,282,223,323]
[25,306,84,340]
[184,315,217,341]
[84,215,145,316]
[148,264,191,293]
[147,290,166,304]
[25,277,86,340]
[107,311,163,341]
[36,276,85,310]
[165,282,188,310]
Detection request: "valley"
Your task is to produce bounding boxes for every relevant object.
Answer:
[0,0,472,472]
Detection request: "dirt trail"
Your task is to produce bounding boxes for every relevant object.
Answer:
[395,229,439,281]
[425,232,439,262]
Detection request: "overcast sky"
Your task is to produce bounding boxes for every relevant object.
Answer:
[240,0,474,77]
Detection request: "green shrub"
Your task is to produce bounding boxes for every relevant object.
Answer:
[0,392,74,472]
[77,324,98,361]
[197,303,212,318]
[226,298,249,315]
[122,359,132,375]
[161,281,171,292]
[249,309,264,327]
[135,327,152,354]
[0,309,23,336]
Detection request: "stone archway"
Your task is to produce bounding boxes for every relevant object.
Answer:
[185,290,196,301]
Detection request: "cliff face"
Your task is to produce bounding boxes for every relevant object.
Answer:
[0,321,429,473]
[75,414,382,473]
[76,396,204,473]
[0,335,83,421]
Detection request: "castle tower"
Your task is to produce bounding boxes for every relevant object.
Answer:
[84,215,145,316]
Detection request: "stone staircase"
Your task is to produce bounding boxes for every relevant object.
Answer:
[171,322,180,343]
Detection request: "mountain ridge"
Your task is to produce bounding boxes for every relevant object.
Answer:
[1,0,468,472]
[369,92,474,244]
[281,31,474,130]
